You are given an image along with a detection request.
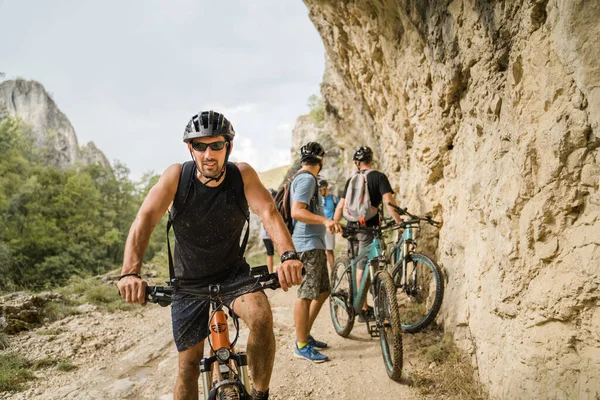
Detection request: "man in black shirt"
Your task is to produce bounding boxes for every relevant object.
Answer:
[333,146,402,322]
[117,110,303,400]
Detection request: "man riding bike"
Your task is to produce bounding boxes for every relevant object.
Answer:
[117,110,303,400]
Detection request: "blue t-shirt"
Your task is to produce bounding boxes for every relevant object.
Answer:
[291,173,326,252]
[322,194,338,219]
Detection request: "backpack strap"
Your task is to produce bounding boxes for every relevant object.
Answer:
[165,161,250,287]
[166,161,196,286]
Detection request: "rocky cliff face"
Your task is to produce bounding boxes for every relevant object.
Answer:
[0,79,110,169]
[303,1,600,399]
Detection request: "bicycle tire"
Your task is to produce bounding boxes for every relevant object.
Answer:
[217,386,241,400]
[393,252,444,333]
[375,271,403,382]
[329,256,355,338]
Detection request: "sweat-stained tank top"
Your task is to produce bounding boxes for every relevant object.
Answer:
[170,162,249,284]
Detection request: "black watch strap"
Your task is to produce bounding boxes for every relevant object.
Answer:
[280,250,299,263]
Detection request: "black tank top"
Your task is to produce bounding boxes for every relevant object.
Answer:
[171,162,249,283]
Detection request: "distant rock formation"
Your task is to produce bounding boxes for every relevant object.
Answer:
[0,79,110,169]
[304,0,600,399]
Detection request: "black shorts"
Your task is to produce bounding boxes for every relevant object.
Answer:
[263,239,274,256]
[171,263,263,352]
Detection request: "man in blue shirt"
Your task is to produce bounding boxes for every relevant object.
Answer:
[319,179,339,272]
[290,142,342,363]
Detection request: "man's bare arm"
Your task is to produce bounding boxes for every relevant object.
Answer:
[238,162,302,291]
[333,197,345,223]
[118,163,181,303]
[383,192,402,223]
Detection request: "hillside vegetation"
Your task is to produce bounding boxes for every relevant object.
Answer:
[0,115,165,292]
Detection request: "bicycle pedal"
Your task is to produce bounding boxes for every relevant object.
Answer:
[367,322,380,337]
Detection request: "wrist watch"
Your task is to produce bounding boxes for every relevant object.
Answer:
[280,250,299,263]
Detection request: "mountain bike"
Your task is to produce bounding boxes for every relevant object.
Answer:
[329,221,403,382]
[386,203,444,333]
[146,266,280,400]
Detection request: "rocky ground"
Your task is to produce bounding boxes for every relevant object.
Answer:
[1,286,473,400]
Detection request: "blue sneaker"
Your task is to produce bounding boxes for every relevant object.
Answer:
[293,343,329,363]
[308,335,328,349]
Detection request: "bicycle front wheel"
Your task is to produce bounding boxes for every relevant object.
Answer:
[393,252,444,333]
[329,256,355,338]
[375,272,403,382]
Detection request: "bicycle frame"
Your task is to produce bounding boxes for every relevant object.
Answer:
[338,234,387,315]
[388,223,418,285]
[199,301,251,400]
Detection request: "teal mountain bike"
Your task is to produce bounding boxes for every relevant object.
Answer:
[387,203,444,333]
[329,221,403,382]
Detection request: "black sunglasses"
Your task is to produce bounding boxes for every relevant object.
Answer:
[191,141,228,152]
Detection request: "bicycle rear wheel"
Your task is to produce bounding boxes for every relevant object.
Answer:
[375,271,403,382]
[329,256,355,338]
[393,252,444,333]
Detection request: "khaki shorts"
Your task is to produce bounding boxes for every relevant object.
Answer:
[297,249,330,300]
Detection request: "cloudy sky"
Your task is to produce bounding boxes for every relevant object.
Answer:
[0,0,325,180]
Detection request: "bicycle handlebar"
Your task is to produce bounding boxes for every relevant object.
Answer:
[145,268,280,306]
[387,203,441,227]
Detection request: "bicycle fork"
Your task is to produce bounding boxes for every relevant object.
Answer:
[199,309,252,400]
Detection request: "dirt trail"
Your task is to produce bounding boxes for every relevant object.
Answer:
[4,287,445,400]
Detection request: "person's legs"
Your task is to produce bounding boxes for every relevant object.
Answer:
[293,249,328,362]
[355,231,374,312]
[263,239,275,273]
[174,341,204,400]
[307,250,330,332]
[232,291,275,392]
[294,297,311,344]
[324,232,335,272]
[307,290,329,332]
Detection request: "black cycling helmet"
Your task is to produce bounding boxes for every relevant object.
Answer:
[300,142,326,163]
[183,110,235,143]
[318,179,328,189]
[352,146,373,162]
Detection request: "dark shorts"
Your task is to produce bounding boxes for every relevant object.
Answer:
[171,264,262,352]
[297,249,330,300]
[263,239,274,256]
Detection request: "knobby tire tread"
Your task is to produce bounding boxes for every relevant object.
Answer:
[395,252,444,333]
[376,272,403,382]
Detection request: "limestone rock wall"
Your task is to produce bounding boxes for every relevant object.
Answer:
[0,79,110,169]
[304,0,600,398]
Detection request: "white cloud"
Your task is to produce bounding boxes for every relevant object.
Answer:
[0,0,323,180]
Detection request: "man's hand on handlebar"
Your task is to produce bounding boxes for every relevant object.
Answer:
[276,259,304,292]
[117,275,148,306]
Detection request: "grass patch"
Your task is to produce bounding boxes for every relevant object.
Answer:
[0,332,9,350]
[31,358,58,370]
[0,353,35,392]
[36,327,65,336]
[412,334,489,400]
[41,299,80,323]
[56,361,77,372]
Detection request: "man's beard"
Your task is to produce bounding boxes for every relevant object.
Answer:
[199,159,223,178]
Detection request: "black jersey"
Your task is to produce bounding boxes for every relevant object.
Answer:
[171,162,249,283]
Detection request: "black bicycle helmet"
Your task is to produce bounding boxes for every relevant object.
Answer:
[352,146,373,162]
[318,179,328,189]
[183,110,235,143]
[300,142,326,163]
